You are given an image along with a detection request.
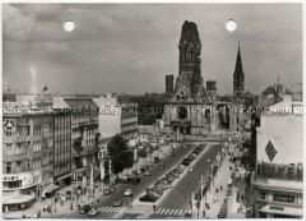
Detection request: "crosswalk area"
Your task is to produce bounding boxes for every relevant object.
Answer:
[155,207,189,217]
[96,206,123,214]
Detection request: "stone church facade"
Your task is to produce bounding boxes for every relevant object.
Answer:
[163,21,242,136]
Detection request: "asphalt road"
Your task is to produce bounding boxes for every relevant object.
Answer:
[158,143,222,210]
[63,143,198,218]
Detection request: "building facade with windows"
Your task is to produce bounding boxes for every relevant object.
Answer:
[2,101,54,212]
[252,103,303,218]
[52,97,72,185]
[63,97,99,185]
[120,102,139,144]
[94,94,139,145]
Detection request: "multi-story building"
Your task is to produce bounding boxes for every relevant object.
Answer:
[120,102,139,144]
[252,97,303,218]
[63,97,99,185]
[2,101,54,212]
[52,97,72,185]
[94,94,121,139]
[93,94,139,183]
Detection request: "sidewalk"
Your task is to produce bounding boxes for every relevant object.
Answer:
[203,155,231,218]
[227,186,246,218]
[3,182,105,219]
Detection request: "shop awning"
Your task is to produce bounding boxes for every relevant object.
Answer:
[260,204,302,217]
[42,184,60,196]
[3,192,35,205]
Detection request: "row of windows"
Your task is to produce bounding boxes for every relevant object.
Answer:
[3,160,40,174]
[54,146,70,155]
[3,180,22,189]
[258,191,301,204]
[5,143,28,155]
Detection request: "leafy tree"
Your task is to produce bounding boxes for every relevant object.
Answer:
[108,134,134,174]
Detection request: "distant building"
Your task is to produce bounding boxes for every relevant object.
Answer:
[94,94,121,139]
[165,74,174,95]
[3,92,16,102]
[119,93,166,125]
[2,84,17,102]
[206,81,217,100]
[252,101,303,218]
[259,82,292,109]
[267,94,303,114]
[233,42,245,97]
[94,94,139,145]
[2,101,54,212]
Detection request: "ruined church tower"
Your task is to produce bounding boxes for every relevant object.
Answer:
[174,21,205,101]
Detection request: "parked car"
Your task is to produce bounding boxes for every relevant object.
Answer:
[154,156,160,163]
[112,200,123,207]
[66,190,72,200]
[79,204,92,214]
[103,187,114,195]
[144,171,152,176]
[128,177,141,185]
[87,208,100,217]
[182,159,192,166]
[123,188,133,197]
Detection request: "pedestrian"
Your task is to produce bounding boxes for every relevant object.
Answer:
[202,209,206,217]
[153,204,157,213]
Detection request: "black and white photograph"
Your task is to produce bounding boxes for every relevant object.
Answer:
[2,2,304,219]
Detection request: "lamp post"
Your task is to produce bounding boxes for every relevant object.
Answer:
[133,145,139,175]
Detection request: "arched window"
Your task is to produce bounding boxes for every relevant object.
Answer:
[177,106,188,120]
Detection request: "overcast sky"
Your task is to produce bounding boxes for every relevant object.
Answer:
[3,3,302,95]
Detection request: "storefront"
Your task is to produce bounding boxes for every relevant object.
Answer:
[3,192,36,212]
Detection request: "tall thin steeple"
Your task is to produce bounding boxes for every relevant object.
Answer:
[233,41,245,97]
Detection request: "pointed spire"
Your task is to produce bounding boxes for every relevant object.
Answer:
[236,41,242,68]
[233,41,245,96]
